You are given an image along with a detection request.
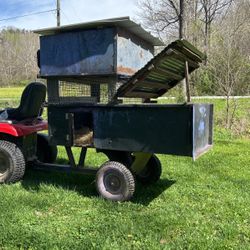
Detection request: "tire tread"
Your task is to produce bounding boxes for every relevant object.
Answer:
[0,140,25,183]
[96,161,135,201]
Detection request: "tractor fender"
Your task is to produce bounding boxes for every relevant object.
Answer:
[0,121,48,137]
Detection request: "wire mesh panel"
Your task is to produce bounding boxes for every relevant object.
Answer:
[59,82,91,98]
[47,80,143,105]
[119,98,143,104]
[48,81,111,104]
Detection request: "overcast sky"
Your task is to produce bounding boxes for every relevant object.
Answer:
[0,0,139,30]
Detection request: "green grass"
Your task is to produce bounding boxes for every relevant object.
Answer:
[158,97,250,118]
[158,98,250,138]
[0,89,249,249]
[0,87,24,99]
[0,135,249,249]
[0,87,24,108]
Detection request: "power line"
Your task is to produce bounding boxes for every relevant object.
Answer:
[0,9,57,22]
[69,1,81,21]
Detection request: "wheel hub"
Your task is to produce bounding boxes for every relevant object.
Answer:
[104,173,122,194]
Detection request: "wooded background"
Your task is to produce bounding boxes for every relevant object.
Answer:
[0,0,249,97]
[137,0,250,97]
[0,29,38,87]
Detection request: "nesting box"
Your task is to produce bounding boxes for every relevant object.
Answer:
[35,17,163,79]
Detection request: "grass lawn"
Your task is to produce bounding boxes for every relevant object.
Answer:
[0,87,24,99]
[0,87,24,108]
[0,134,249,249]
[0,88,249,249]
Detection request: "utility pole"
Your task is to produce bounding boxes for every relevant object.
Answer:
[179,0,184,39]
[57,0,60,27]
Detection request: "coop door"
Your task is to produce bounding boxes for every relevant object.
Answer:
[73,111,94,147]
[48,110,74,146]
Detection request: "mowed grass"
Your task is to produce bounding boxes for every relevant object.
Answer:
[0,87,24,108]
[0,87,24,99]
[0,87,249,249]
[0,134,249,249]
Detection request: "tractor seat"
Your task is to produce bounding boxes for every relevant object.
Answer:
[0,82,46,122]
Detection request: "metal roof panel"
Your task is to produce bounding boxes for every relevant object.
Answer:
[33,16,164,46]
[116,39,205,99]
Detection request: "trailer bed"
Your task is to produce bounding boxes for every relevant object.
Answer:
[48,103,213,160]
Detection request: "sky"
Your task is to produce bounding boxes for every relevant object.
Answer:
[0,0,139,30]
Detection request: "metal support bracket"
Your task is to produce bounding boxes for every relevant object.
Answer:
[65,146,87,168]
[32,161,97,175]
[78,147,87,167]
[65,146,76,167]
[185,61,191,103]
[130,152,153,174]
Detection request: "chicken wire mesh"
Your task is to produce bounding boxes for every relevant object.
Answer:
[47,81,143,105]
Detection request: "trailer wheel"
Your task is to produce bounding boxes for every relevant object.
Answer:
[0,140,25,183]
[136,155,162,185]
[96,161,135,201]
[37,134,58,163]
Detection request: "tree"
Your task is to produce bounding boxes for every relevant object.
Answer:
[137,0,190,100]
[137,0,189,41]
[200,0,233,53]
[0,28,39,86]
[207,0,250,128]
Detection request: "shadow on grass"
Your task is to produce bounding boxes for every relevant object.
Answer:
[22,168,97,198]
[133,179,176,206]
[22,158,176,206]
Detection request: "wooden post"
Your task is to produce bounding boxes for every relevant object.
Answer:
[179,0,187,100]
[185,61,191,102]
[47,78,60,103]
[91,84,100,102]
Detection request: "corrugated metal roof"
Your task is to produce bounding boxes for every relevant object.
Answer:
[33,16,164,46]
[116,39,205,99]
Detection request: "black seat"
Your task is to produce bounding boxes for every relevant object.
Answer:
[0,82,46,121]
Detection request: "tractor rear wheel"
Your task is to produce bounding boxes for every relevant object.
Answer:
[136,155,162,185]
[0,140,25,183]
[96,161,135,201]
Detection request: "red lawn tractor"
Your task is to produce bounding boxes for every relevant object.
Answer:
[0,82,57,183]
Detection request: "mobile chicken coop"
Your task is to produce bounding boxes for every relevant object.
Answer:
[0,17,213,202]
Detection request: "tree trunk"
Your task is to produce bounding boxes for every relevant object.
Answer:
[226,94,230,129]
[179,0,184,39]
[179,0,187,100]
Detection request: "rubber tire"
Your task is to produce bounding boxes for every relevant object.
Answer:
[96,161,135,201]
[37,133,58,163]
[100,150,133,167]
[0,140,25,184]
[136,155,162,185]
